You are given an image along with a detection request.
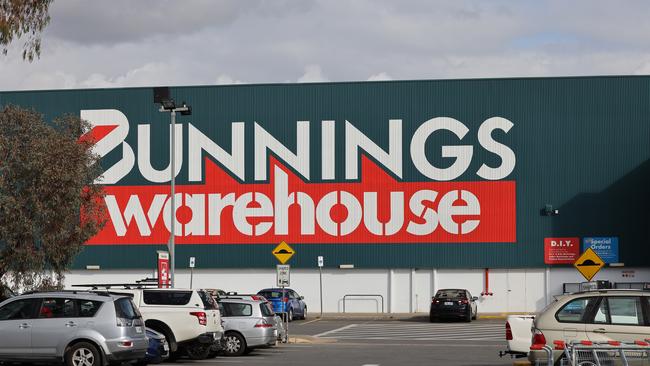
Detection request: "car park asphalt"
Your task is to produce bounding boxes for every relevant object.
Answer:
[171,317,513,366]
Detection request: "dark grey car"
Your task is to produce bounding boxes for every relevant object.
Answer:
[0,291,148,366]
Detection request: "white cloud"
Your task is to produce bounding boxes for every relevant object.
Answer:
[297,65,328,83]
[215,74,245,85]
[368,72,393,81]
[2,0,650,91]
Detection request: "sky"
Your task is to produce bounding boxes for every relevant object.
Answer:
[2,0,650,91]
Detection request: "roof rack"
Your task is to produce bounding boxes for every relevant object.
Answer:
[72,283,160,290]
[572,288,650,295]
[217,293,268,301]
[21,290,111,297]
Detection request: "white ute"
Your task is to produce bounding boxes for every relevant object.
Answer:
[500,314,534,358]
[116,288,224,360]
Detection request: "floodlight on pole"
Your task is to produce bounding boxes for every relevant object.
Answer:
[153,87,191,288]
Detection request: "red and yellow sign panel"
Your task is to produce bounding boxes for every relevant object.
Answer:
[87,157,516,245]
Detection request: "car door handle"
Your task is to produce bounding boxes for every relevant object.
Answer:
[65,321,77,327]
[18,323,30,329]
[592,328,607,333]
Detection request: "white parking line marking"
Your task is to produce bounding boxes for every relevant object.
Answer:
[299,318,323,325]
[316,322,503,341]
[314,323,358,337]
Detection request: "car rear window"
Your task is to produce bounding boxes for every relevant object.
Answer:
[78,300,103,317]
[258,291,285,299]
[260,302,274,316]
[222,303,252,317]
[435,290,466,299]
[601,297,645,326]
[115,297,141,319]
[143,290,192,305]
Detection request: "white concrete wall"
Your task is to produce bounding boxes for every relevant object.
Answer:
[64,267,650,314]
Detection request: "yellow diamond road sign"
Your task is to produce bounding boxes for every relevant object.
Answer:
[273,241,295,264]
[573,247,605,281]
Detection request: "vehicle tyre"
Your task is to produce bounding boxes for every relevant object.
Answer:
[288,308,294,322]
[465,309,472,322]
[301,306,307,320]
[429,314,437,323]
[167,351,181,363]
[134,358,149,366]
[472,311,477,320]
[223,332,246,357]
[185,343,211,360]
[66,342,101,366]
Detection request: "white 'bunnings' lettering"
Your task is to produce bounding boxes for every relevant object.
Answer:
[345,119,403,180]
[81,109,515,184]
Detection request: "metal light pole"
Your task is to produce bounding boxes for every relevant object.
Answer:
[154,87,191,289]
[169,109,176,288]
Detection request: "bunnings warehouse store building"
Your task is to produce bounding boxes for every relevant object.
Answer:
[1,76,649,314]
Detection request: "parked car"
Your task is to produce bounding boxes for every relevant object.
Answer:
[257,288,307,322]
[429,288,478,322]
[0,285,15,302]
[144,327,169,364]
[217,294,286,343]
[529,289,650,365]
[218,298,278,356]
[0,290,148,366]
[500,314,534,358]
[92,287,224,360]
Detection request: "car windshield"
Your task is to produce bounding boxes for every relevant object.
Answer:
[435,290,466,299]
[198,290,218,310]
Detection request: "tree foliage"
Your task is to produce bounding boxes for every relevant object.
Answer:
[0,106,105,291]
[0,0,53,61]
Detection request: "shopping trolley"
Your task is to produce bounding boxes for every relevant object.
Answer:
[532,339,650,366]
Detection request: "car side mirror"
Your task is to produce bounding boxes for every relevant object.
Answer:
[300,296,304,300]
[472,297,478,301]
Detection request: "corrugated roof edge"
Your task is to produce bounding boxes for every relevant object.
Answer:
[1,74,649,94]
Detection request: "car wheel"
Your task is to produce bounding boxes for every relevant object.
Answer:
[288,308,294,322]
[185,343,211,360]
[465,309,472,322]
[301,306,307,320]
[223,332,247,357]
[66,342,101,366]
[472,310,477,320]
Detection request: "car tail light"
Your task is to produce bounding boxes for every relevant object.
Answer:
[532,328,546,345]
[282,297,289,303]
[459,299,469,304]
[254,319,274,328]
[505,322,513,341]
[251,295,263,301]
[118,340,133,348]
[190,311,207,326]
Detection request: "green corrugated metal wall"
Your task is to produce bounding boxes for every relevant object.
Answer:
[1,76,649,269]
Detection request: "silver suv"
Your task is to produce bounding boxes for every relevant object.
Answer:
[218,298,278,356]
[0,290,148,366]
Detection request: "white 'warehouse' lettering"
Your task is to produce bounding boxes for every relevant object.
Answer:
[82,109,515,184]
[103,167,481,238]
